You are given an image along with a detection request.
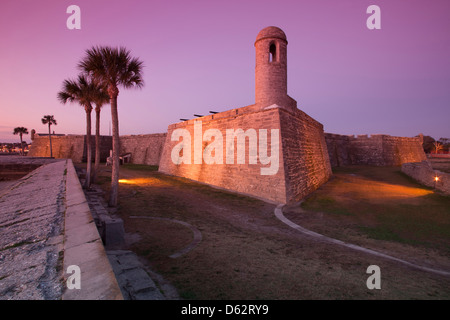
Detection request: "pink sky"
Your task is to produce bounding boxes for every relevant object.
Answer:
[1,0,449,143]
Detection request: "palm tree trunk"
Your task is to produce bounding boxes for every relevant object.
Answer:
[109,94,120,207]
[19,133,24,156]
[84,108,92,189]
[48,124,53,157]
[93,107,101,183]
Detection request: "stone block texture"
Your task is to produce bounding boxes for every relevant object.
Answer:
[325,133,426,167]
[119,134,167,166]
[28,134,166,166]
[159,104,331,204]
[28,135,112,163]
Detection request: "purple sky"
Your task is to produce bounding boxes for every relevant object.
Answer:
[1,0,449,143]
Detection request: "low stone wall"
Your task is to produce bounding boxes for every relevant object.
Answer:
[0,158,122,300]
[401,161,450,195]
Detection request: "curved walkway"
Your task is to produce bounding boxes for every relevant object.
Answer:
[275,204,450,277]
[129,216,202,259]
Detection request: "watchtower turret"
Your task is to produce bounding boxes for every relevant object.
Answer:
[254,26,296,110]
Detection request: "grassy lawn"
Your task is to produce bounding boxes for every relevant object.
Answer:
[290,166,450,253]
[88,163,450,300]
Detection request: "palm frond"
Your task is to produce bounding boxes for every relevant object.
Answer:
[58,73,108,111]
[78,45,144,95]
[13,127,28,135]
[41,115,57,125]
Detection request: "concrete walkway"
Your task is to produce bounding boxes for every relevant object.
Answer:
[275,204,450,277]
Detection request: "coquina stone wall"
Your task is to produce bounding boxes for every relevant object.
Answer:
[28,134,166,166]
[158,104,331,204]
[28,135,112,162]
[28,135,86,162]
[279,107,332,203]
[325,133,426,167]
[402,161,450,195]
[119,133,167,166]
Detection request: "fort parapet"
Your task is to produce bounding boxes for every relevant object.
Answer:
[28,133,166,166]
[28,135,112,163]
[325,133,426,167]
[119,133,166,166]
[159,103,331,204]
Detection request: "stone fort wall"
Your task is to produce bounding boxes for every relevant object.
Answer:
[158,104,332,204]
[119,133,166,166]
[28,133,166,166]
[28,135,112,163]
[279,107,332,203]
[29,131,427,169]
[325,133,426,167]
[159,105,288,203]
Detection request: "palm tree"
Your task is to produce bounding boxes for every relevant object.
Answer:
[78,46,144,207]
[41,115,57,157]
[92,90,110,184]
[13,127,29,155]
[58,74,107,189]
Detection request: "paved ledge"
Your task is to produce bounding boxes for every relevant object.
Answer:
[0,160,67,299]
[0,158,123,299]
[62,160,123,300]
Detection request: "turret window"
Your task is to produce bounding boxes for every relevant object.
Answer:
[269,43,277,63]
